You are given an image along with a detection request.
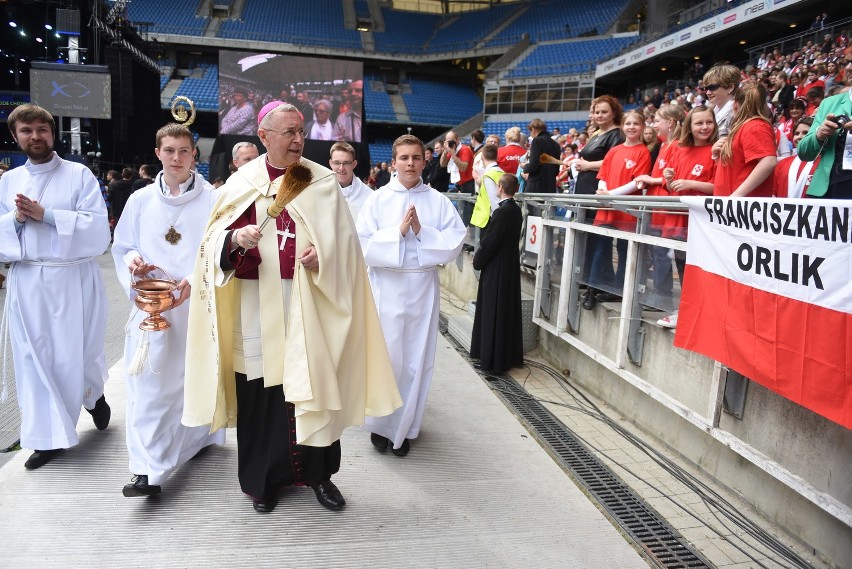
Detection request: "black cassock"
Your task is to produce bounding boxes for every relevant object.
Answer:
[470,198,525,374]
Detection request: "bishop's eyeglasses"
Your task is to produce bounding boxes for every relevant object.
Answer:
[263,127,307,139]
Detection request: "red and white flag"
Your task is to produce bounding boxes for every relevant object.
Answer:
[675,197,852,430]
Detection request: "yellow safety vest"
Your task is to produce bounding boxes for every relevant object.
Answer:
[470,168,504,228]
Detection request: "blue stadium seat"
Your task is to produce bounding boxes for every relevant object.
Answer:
[368,139,394,165]
[170,63,219,111]
[127,1,207,36]
[372,9,441,54]
[402,78,482,126]
[483,120,587,139]
[364,75,397,122]
[506,37,636,78]
[486,0,629,47]
[196,162,210,181]
[218,1,361,48]
[426,5,516,53]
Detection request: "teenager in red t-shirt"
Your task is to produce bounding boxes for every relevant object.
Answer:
[712,83,777,198]
[655,106,719,329]
[582,111,650,308]
[773,116,821,198]
[796,68,825,99]
[662,106,718,239]
[633,105,686,300]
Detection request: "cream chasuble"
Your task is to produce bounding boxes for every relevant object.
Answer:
[183,155,401,447]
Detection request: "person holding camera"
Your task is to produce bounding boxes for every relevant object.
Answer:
[440,130,475,223]
[796,90,852,198]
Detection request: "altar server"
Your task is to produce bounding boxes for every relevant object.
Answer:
[357,134,466,456]
[112,123,224,497]
[0,104,111,470]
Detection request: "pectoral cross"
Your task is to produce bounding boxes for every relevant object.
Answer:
[165,226,182,244]
[277,222,295,251]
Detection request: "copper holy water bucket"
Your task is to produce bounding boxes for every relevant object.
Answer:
[131,265,178,331]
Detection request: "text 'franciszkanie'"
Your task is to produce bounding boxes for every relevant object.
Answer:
[703,198,851,244]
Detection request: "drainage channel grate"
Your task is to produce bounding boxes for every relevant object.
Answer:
[488,375,712,569]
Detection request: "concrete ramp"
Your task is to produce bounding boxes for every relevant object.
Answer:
[0,335,646,568]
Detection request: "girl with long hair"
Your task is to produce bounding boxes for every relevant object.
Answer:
[779,98,806,143]
[712,83,777,197]
[643,126,660,163]
[656,106,719,328]
[582,110,651,309]
[633,104,685,300]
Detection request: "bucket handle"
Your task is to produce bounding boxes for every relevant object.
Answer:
[131,263,177,287]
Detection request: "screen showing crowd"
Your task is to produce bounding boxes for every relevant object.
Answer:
[218,50,363,143]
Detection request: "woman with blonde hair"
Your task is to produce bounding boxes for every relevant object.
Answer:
[497,126,527,175]
[712,82,777,197]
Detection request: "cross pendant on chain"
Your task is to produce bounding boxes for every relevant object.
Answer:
[277,224,296,251]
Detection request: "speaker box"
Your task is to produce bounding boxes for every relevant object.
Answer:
[56,9,81,36]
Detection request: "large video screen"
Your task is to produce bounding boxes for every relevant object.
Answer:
[29,63,111,120]
[218,51,363,143]
[0,91,30,122]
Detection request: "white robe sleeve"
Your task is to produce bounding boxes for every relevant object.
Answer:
[0,175,23,261]
[356,191,405,268]
[111,191,143,299]
[52,165,111,259]
[413,195,466,267]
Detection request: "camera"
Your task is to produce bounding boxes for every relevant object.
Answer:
[447,140,456,148]
[834,114,850,128]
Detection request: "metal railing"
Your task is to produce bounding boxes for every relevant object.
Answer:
[444,191,850,528]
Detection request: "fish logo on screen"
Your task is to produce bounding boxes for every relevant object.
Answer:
[51,81,90,98]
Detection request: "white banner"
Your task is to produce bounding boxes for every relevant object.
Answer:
[682,196,852,314]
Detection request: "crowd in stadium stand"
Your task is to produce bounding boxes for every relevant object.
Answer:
[345,30,848,329]
[53,19,852,335]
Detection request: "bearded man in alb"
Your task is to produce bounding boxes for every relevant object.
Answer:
[0,104,111,470]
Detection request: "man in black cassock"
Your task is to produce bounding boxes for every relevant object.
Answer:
[470,173,525,374]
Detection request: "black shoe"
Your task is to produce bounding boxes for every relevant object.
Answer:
[252,496,278,513]
[581,289,596,310]
[24,449,64,470]
[370,432,389,451]
[391,438,411,457]
[86,395,111,431]
[595,292,621,303]
[190,445,211,461]
[309,480,346,511]
[122,474,162,497]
